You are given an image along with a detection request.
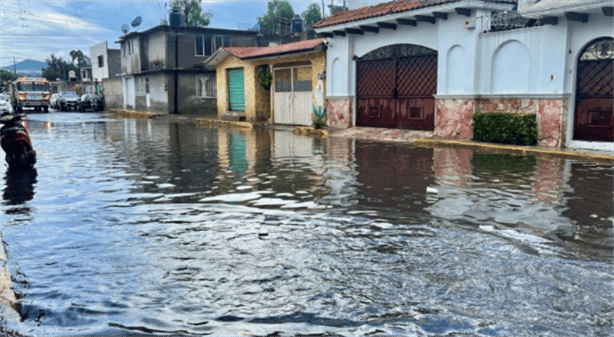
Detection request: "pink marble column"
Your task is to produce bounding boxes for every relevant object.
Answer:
[435,98,476,140]
[327,98,353,129]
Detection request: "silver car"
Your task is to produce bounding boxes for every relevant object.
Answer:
[50,93,60,109]
[57,91,80,111]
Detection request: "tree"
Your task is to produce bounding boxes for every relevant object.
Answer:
[302,3,322,29]
[69,50,80,67]
[0,69,17,88]
[257,0,295,35]
[170,0,212,27]
[42,54,75,81]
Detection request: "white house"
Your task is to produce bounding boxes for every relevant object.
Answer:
[314,0,613,150]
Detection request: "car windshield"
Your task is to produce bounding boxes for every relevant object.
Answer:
[62,92,78,98]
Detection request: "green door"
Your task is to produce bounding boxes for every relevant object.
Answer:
[227,68,245,111]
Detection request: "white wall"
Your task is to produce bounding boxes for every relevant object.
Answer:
[91,41,109,82]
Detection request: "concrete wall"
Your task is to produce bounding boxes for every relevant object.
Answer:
[102,77,123,110]
[91,41,109,81]
[91,41,121,81]
[177,72,217,114]
[121,36,141,75]
[131,73,170,113]
[108,49,121,78]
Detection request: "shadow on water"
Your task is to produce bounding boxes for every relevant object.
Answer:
[2,169,37,206]
[1,113,612,336]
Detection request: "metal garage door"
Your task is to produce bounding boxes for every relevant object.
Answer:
[574,38,613,142]
[228,68,245,111]
[356,44,437,130]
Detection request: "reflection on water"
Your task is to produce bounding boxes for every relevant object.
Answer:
[1,113,612,336]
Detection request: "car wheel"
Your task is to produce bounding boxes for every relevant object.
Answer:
[43,106,49,113]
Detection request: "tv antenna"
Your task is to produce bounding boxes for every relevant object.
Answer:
[121,24,129,34]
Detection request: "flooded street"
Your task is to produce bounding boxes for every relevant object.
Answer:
[1,112,612,336]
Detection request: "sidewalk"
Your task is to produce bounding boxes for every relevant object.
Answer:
[108,110,613,162]
[330,127,613,162]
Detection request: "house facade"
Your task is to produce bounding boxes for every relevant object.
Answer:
[205,39,327,125]
[91,41,122,107]
[116,25,264,114]
[314,0,613,150]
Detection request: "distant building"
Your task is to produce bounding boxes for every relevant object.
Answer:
[90,41,121,81]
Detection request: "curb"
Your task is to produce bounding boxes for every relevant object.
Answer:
[0,233,19,322]
[411,138,614,162]
[108,109,162,118]
[195,118,253,129]
[294,126,329,138]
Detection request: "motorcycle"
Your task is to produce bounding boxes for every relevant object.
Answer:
[0,113,36,171]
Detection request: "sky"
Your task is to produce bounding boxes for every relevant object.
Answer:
[0,0,351,68]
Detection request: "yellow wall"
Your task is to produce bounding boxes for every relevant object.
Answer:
[216,51,327,122]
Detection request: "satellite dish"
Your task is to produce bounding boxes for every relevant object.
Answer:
[121,24,129,34]
[131,16,142,28]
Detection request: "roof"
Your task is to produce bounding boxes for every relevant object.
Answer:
[313,0,518,28]
[204,38,325,66]
[519,0,613,18]
[225,38,325,59]
[116,24,257,43]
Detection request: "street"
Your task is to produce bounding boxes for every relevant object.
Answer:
[0,112,612,336]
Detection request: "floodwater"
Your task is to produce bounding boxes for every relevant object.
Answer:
[1,112,612,336]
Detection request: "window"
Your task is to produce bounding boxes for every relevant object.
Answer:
[215,36,222,52]
[135,77,146,96]
[196,35,204,56]
[196,35,213,56]
[205,36,212,56]
[213,35,230,52]
[98,55,104,68]
[197,75,216,98]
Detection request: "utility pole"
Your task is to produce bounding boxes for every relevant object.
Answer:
[13,57,16,75]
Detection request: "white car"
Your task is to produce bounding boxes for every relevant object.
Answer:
[0,93,13,114]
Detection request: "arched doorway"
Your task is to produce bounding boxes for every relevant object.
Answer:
[356,44,437,130]
[573,38,613,142]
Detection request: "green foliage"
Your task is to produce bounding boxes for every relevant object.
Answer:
[312,103,327,129]
[302,3,322,28]
[471,153,537,174]
[170,0,212,27]
[473,112,537,146]
[42,54,76,81]
[1,70,17,83]
[256,65,272,91]
[257,0,295,35]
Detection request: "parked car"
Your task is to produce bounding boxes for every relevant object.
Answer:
[57,91,80,111]
[79,94,104,112]
[0,93,13,114]
[49,93,60,109]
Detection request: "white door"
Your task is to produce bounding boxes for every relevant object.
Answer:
[126,77,135,109]
[274,66,312,126]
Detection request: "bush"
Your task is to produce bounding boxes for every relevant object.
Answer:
[473,112,537,146]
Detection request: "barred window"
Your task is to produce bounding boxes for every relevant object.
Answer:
[197,76,216,98]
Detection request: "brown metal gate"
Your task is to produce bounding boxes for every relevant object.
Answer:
[574,38,613,142]
[357,46,437,130]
